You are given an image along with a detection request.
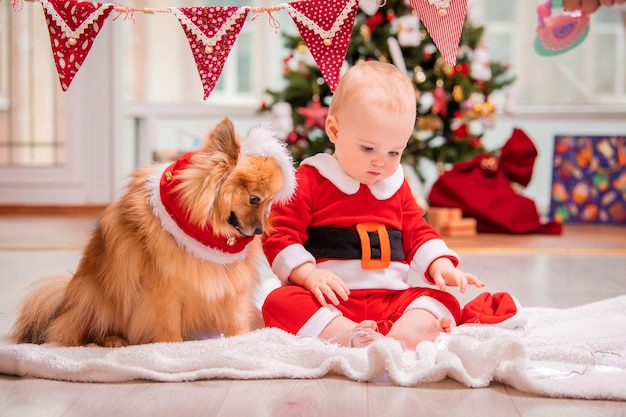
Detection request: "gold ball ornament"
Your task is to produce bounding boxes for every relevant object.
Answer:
[205,46,213,54]
[482,101,495,115]
[323,38,332,46]
[68,38,77,46]
[452,85,464,102]
[434,57,451,77]
[359,24,372,42]
[414,66,427,84]
[417,115,443,132]
[436,161,445,175]
[465,107,480,120]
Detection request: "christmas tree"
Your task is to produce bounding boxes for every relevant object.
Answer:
[263,0,516,170]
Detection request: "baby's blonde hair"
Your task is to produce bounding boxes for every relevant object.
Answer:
[328,61,416,119]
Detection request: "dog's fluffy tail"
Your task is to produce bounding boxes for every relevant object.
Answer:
[10,275,70,344]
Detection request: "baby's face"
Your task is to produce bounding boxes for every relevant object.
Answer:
[331,102,414,185]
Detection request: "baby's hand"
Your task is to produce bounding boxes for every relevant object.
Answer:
[563,0,625,14]
[429,257,485,293]
[302,268,350,306]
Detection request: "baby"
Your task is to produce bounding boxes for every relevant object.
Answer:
[262,61,484,350]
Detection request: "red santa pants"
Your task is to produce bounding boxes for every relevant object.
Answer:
[262,286,461,336]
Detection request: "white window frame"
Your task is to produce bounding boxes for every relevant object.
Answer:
[0,11,114,205]
[0,1,9,111]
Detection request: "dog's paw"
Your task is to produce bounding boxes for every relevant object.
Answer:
[101,335,129,348]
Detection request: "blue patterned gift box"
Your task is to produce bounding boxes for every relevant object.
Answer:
[550,135,626,225]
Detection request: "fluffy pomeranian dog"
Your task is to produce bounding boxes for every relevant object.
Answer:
[11,117,295,347]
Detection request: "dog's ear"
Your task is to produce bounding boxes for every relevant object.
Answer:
[200,117,240,162]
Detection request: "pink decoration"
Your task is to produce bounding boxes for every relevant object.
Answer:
[431,84,449,117]
[39,0,114,91]
[534,1,589,55]
[409,0,468,66]
[172,6,249,100]
[285,0,359,92]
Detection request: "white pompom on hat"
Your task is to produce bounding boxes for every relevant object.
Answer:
[241,125,296,203]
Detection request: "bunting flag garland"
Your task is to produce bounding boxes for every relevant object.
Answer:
[284,0,359,92]
[409,0,468,66]
[39,0,114,91]
[171,6,249,100]
[15,0,468,99]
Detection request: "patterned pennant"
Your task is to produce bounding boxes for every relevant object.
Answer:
[409,0,468,66]
[39,0,114,91]
[171,6,249,100]
[285,0,359,92]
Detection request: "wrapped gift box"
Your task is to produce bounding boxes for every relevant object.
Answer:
[427,207,462,234]
[442,218,477,237]
[427,207,477,236]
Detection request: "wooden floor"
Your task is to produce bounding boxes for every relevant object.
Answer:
[0,214,625,416]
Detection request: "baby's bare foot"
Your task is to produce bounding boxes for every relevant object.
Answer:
[387,309,454,350]
[348,320,381,347]
[415,316,452,343]
[434,317,452,334]
[328,320,380,347]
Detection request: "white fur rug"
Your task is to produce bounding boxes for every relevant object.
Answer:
[1,295,624,400]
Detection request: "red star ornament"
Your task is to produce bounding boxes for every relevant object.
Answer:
[298,97,328,130]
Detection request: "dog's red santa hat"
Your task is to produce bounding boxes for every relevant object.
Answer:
[147,125,295,264]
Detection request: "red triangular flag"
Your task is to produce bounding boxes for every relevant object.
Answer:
[171,6,249,100]
[409,0,467,66]
[285,0,359,92]
[39,0,114,91]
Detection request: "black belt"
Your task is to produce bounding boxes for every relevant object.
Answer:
[304,224,404,270]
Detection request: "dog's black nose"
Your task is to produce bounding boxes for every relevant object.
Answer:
[254,227,263,235]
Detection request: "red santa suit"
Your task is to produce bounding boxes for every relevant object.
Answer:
[262,153,465,337]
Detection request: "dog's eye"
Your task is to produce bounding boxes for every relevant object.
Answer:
[249,195,261,206]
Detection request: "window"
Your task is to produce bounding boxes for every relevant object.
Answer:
[0,2,9,112]
[0,2,65,167]
[480,0,626,107]
[119,0,289,174]
[122,0,273,104]
[4,1,623,172]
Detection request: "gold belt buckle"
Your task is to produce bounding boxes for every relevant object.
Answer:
[356,222,391,270]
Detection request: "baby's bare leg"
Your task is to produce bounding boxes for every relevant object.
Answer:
[386,309,452,350]
[319,316,378,347]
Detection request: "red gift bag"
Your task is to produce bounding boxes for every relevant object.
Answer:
[428,128,562,234]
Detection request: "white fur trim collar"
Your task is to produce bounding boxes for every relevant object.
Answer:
[146,164,250,265]
[301,153,404,200]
